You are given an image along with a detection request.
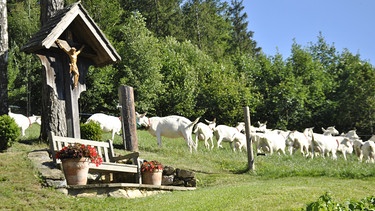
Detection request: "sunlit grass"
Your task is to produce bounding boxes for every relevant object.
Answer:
[1,124,375,210]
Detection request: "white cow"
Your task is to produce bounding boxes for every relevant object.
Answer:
[136,112,200,152]
[322,126,340,136]
[322,127,358,160]
[353,139,375,163]
[257,130,287,155]
[232,132,247,152]
[251,132,265,153]
[250,121,267,133]
[353,139,364,160]
[86,113,121,140]
[311,127,339,160]
[334,130,359,160]
[8,110,41,136]
[213,122,245,150]
[243,121,267,153]
[193,119,216,150]
[285,128,313,156]
[354,135,375,163]
[362,141,375,163]
[343,129,360,140]
[337,138,353,160]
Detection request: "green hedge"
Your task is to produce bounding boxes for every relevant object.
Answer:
[0,115,21,151]
[80,121,103,141]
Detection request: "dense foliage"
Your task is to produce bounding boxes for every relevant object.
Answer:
[80,121,103,141]
[305,192,375,211]
[0,115,20,151]
[6,0,375,138]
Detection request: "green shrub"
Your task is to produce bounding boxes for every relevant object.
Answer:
[0,115,21,151]
[305,192,375,210]
[80,121,102,141]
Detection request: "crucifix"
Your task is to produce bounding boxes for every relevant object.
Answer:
[55,39,85,88]
[51,29,91,138]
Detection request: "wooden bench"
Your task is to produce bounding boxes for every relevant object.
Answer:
[48,131,142,184]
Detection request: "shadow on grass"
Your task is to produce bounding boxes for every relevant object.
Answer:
[232,167,257,175]
[19,137,43,145]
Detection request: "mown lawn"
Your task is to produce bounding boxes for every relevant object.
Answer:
[1,124,375,210]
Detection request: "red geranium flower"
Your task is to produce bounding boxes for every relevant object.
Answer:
[56,143,103,167]
[141,160,163,172]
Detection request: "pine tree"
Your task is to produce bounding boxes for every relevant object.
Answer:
[228,0,260,56]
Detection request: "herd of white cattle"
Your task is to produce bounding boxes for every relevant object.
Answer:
[135,113,375,163]
[7,110,375,163]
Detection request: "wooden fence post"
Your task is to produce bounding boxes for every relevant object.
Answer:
[244,106,255,171]
[118,85,138,151]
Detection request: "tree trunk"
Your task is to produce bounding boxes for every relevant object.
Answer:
[0,0,8,115]
[40,0,66,140]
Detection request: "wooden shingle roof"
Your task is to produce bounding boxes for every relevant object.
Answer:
[21,2,121,67]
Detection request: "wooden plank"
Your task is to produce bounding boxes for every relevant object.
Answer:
[89,163,138,173]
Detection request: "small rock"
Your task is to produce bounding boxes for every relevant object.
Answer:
[163,166,175,175]
[162,175,174,185]
[184,178,197,187]
[108,189,127,198]
[126,189,144,198]
[176,169,195,178]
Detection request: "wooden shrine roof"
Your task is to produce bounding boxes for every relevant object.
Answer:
[21,2,121,67]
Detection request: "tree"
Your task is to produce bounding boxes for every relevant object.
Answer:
[334,51,375,135]
[181,0,231,60]
[0,0,8,115]
[286,42,328,129]
[6,1,41,117]
[158,37,201,117]
[113,12,163,115]
[121,0,183,39]
[228,0,260,56]
[79,65,118,116]
[307,34,339,130]
[39,0,66,140]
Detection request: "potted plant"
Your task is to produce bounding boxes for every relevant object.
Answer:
[141,160,163,185]
[56,143,103,185]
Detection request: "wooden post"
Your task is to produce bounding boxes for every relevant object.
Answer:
[64,65,81,138]
[61,53,90,139]
[118,85,138,151]
[244,106,255,171]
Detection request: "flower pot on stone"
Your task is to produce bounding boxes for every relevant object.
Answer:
[55,143,103,186]
[61,157,89,185]
[141,160,163,185]
[142,169,163,185]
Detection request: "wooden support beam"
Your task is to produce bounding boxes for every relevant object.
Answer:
[118,85,138,152]
[244,106,255,171]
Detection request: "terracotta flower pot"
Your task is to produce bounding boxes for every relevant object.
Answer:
[61,157,89,185]
[142,170,163,185]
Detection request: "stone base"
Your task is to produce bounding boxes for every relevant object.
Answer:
[28,150,196,198]
[66,183,195,198]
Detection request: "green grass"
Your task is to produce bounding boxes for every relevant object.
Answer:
[1,125,375,210]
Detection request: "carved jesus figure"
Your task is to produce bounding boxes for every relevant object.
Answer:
[55,39,85,88]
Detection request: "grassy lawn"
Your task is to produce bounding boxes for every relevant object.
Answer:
[1,124,375,210]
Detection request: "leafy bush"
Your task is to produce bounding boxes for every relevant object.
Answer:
[80,121,102,141]
[0,115,21,151]
[305,192,375,210]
